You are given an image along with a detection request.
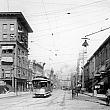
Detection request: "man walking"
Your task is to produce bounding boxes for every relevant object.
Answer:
[75,86,79,96]
[72,87,76,99]
[106,88,110,106]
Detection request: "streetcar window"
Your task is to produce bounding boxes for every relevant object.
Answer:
[40,82,47,87]
[32,80,47,88]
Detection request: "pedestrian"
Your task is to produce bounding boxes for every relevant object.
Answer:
[94,89,97,97]
[75,87,79,96]
[72,88,75,99]
[106,88,110,106]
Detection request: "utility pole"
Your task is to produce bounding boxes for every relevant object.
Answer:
[76,58,80,87]
[81,37,89,89]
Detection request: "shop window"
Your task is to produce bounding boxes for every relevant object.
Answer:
[2,49,13,54]
[10,24,14,31]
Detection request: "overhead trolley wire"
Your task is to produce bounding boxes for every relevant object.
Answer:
[30,8,109,26]
[25,0,108,17]
[32,17,110,39]
[85,26,110,37]
[41,0,54,36]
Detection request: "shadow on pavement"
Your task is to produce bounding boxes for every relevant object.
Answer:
[69,94,108,106]
[84,99,107,106]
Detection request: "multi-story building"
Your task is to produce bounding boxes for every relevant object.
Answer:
[0,12,33,92]
[84,35,110,93]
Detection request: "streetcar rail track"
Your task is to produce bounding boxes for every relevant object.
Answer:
[0,91,60,109]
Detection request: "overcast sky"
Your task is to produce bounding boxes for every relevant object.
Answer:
[1,0,110,73]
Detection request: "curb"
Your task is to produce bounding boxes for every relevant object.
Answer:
[83,92,107,101]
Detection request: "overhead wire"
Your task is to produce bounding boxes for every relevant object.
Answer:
[8,0,109,38]
[41,0,54,36]
[24,0,110,65]
[24,0,108,17]
[36,16,109,33]
[28,1,110,39]
[30,7,109,25]
[30,17,110,39]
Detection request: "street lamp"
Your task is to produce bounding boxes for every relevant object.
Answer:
[81,37,89,89]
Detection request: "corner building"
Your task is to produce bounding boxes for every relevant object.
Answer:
[0,12,33,92]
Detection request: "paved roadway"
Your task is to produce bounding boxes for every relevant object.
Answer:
[0,89,109,110]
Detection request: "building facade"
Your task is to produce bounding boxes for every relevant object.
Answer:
[29,60,45,78]
[84,35,110,93]
[0,12,33,92]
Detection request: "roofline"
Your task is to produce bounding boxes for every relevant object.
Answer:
[0,12,33,33]
[88,35,110,62]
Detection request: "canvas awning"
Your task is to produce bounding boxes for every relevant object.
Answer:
[2,46,13,50]
[1,57,13,62]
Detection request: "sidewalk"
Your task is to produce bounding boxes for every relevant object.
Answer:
[83,92,107,102]
[0,91,30,99]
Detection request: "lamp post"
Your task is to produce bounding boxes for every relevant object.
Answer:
[81,37,89,89]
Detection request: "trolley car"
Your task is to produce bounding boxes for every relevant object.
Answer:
[32,76,53,97]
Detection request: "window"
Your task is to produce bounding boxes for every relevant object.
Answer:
[3,24,7,30]
[10,34,15,39]
[22,51,24,56]
[10,24,14,31]
[3,34,8,39]
[2,50,6,54]
[2,49,13,54]
[2,46,13,54]
[1,57,13,65]
[7,49,13,53]
[5,70,11,78]
[18,48,20,55]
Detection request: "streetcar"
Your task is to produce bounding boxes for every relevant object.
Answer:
[32,76,53,97]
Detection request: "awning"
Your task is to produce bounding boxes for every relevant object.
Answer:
[1,57,13,62]
[92,80,99,87]
[2,46,13,49]
[98,77,108,85]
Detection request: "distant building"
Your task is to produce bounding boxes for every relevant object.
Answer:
[29,60,44,78]
[0,12,33,92]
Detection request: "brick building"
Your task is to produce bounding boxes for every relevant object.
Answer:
[0,12,33,92]
[84,35,110,93]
